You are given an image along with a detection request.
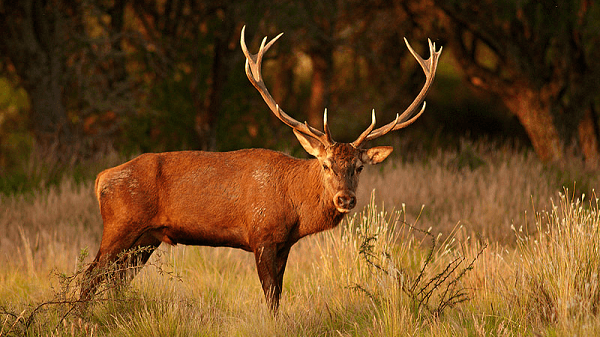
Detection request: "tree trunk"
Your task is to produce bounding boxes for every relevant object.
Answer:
[29,72,72,151]
[307,52,332,130]
[195,28,234,151]
[502,88,563,163]
[273,57,295,125]
[578,105,600,167]
[0,0,73,154]
[195,36,223,151]
[107,0,128,86]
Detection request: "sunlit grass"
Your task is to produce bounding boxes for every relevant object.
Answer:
[510,191,600,333]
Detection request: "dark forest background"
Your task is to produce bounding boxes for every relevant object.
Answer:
[1,0,599,193]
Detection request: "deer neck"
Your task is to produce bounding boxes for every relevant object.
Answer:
[288,158,345,239]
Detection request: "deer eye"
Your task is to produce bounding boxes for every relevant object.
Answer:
[322,163,330,171]
[355,166,364,174]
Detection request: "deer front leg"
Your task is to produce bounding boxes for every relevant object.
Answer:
[254,244,290,312]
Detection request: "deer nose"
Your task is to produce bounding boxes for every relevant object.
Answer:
[334,191,356,213]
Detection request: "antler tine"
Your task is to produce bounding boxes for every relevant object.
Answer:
[241,26,283,89]
[323,109,334,144]
[241,26,332,146]
[362,38,442,143]
[351,109,376,148]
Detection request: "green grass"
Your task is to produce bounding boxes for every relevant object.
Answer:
[1,142,600,336]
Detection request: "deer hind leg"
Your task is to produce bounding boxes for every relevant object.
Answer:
[114,233,162,289]
[254,244,291,312]
[80,227,160,301]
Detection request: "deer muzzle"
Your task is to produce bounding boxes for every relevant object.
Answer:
[334,191,356,213]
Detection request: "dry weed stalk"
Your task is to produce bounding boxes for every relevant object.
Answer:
[348,194,486,317]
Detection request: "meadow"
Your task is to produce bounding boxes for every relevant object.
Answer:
[1,141,599,336]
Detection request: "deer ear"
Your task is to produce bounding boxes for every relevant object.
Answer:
[293,129,326,157]
[361,146,393,165]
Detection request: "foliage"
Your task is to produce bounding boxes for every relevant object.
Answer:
[120,77,200,154]
[2,0,568,168]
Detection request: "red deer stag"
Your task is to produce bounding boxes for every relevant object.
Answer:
[81,26,442,311]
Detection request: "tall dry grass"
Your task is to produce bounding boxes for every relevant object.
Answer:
[358,140,598,243]
[0,180,100,268]
[1,141,599,336]
[454,190,600,336]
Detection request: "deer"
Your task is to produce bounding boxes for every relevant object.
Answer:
[80,26,442,312]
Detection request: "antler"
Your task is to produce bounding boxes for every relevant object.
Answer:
[351,38,443,148]
[241,26,334,147]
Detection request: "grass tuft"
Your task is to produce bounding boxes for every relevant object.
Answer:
[511,189,600,332]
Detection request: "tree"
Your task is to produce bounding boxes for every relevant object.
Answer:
[264,1,339,130]
[0,0,76,153]
[118,0,270,151]
[267,0,429,139]
[429,0,600,163]
[128,0,231,150]
[0,0,141,157]
[0,0,263,155]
